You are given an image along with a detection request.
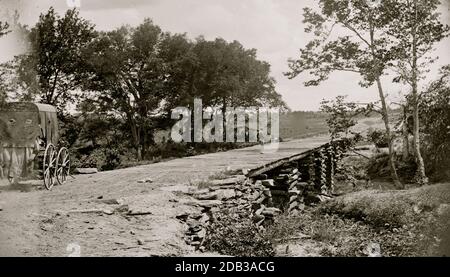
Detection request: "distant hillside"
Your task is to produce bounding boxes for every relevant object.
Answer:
[280,111,329,140]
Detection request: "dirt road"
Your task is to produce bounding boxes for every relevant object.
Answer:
[0,135,329,256]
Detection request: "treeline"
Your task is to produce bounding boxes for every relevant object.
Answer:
[0,8,286,166]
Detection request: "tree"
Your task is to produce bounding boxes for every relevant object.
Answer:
[19,7,95,112]
[320,95,369,140]
[186,37,286,109]
[84,19,287,159]
[84,19,176,160]
[383,0,450,185]
[285,0,403,188]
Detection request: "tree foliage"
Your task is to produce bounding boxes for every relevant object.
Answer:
[383,0,449,185]
[286,0,403,186]
[320,95,369,140]
[420,65,450,181]
[80,18,285,160]
[19,7,95,112]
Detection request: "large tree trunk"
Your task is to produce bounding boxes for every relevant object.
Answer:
[368,21,402,188]
[376,78,403,188]
[411,0,428,185]
[127,113,142,161]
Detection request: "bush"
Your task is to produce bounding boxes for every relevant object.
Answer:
[366,153,417,183]
[367,129,389,148]
[203,209,275,257]
[70,146,123,171]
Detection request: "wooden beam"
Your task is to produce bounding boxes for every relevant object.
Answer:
[248,150,313,177]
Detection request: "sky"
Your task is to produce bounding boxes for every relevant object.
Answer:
[0,0,449,111]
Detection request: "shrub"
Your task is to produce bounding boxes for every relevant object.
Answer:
[203,209,275,257]
[366,153,416,183]
[70,146,123,171]
[367,129,389,148]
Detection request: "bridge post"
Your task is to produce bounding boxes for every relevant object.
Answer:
[318,148,327,194]
[326,144,335,195]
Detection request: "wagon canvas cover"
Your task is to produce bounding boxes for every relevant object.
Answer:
[0,102,59,180]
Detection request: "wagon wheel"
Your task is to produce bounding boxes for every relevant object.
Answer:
[43,143,57,190]
[56,147,70,185]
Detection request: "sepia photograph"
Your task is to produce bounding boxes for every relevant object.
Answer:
[0,0,449,263]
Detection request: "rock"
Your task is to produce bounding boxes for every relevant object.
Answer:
[137,178,153,183]
[242,169,249,176]
[74,168,98,174]
[195,192,218,200]
[187,222,202,233]
[255,218,265,226]
[197,229,206,239]
[197,200,222,208]
[190,188,209,195]
[255,205,265,216]
[210,176,244,187]
[297,203,305,211]
[209,184,235,191]
[254,195,266,204]
[199,213,210,224]
[289,209,300,216]
[261,179,275,187]
[115,204,129,213]
[189,212,203,220]
[317,194,333,202]
[252,213,265,222]
[238,199,247,205]
[263,188,272,196]
[216,189,236,200]
[261,208,281,217]
[175,212,190,221]
[103,209,114,215]
[55,210,67,217]
[265,207,282,213]
[97,198,121,205]
[137,239,144,245]
[127,209,153,216]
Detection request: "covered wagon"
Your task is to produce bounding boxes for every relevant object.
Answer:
[0,102,70,190]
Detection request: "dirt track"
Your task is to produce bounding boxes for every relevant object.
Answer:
[0,135,329,256]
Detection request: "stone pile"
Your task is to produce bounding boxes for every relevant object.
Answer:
[177,175,284,250]
[178,139,353,250]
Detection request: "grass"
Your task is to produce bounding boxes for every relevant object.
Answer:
[265,183,450,256]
